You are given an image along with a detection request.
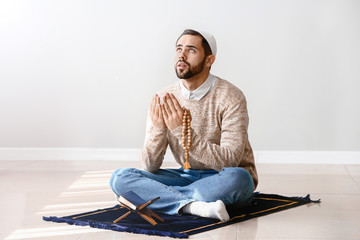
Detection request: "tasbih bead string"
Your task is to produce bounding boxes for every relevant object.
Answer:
[182,109,191,170]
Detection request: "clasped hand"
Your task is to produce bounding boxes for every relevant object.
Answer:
[150,93,189,131]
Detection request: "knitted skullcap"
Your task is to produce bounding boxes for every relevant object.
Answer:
[197,30,217,56]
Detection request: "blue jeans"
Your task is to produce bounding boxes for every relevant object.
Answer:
[109,167,254,215]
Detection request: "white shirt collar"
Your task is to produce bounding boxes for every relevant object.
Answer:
[179,74,217,100]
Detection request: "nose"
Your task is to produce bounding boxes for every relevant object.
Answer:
[178,51,186,61]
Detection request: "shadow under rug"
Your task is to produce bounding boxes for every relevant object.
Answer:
[43,193,320,238]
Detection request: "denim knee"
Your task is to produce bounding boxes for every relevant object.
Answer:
[220,167,254,204]
[109,168,137,196]
[221,167,253,186]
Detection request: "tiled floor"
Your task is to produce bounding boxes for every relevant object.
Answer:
[0,160,359,239]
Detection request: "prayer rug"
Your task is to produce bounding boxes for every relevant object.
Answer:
[43,193,320,238]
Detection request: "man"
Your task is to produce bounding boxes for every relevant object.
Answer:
[110,29,258,222]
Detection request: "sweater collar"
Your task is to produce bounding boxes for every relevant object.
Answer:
[179,74,217,100]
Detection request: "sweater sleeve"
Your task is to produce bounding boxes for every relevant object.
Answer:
[171,100,249,171]
[140,113,168,172]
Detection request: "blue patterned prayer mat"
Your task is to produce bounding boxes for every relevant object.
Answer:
[43,193,320,238]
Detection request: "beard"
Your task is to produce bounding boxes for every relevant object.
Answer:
[175,57,206,79]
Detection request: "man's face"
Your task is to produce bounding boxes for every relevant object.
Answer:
[175,34,206,79]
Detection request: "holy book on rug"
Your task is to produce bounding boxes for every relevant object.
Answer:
[115,190,163,226]
[118,191,147,210]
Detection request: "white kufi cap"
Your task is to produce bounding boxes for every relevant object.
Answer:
[197,30,217,56]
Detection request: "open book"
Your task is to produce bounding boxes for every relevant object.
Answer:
[114,191,163,225]
[118,191,147,210]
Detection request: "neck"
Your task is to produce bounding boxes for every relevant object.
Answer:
[182,71,210,91]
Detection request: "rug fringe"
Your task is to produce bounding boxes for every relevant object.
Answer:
[43,216,188,238]
[254,192,321,203]
[290,194,321,203]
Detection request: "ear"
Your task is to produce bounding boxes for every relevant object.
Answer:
[206,55,216,68]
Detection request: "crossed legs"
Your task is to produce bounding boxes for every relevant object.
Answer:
[110,167,254,221]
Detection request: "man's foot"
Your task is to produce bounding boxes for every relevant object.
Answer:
[182,200,230,222]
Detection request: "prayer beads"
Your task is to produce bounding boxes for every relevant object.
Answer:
[182,109,191,170]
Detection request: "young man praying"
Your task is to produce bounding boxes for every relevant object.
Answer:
[110,29,258,222]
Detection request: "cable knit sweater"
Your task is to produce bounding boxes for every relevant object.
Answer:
[141,77,258,188]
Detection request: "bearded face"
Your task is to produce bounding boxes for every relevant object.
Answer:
[175,56,206,79]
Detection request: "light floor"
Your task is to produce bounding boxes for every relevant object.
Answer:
[0,160,359,240]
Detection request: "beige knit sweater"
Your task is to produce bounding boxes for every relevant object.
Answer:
[141,77,258,188]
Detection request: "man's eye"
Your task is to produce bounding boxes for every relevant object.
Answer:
[189,49,195,53]
[176,48,182,52]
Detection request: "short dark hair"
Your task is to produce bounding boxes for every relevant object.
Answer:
[176,29,213,56]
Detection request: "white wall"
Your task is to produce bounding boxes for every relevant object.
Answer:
[0,0,359,152]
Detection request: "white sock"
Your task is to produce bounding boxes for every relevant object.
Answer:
[182,200,230,222]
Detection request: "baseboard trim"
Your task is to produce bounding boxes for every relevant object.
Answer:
[0,148,141,161]
[0,148,359,164]
[254,151,360,164]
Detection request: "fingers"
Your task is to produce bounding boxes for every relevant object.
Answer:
[156,95,162,119]
[169,93,182,112]
[169,93,184,121]
[150,94,167,129]
[162,104,170,126]
[161,93,182,130]
[151,94,161,118]
[150,92,189,131]
[162,94,174,116]
[154,95,159,118]
[165,93,183,114]
[161,103,169,119]
[150,94,156,116]
[165,93,184,119]
[165,93,177,113]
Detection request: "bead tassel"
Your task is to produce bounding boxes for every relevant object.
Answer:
[182,109,191,170]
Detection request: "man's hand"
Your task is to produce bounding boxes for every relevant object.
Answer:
[150,94,166,129]
[161,93,184,131]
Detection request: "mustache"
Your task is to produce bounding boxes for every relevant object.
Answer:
[177,60,190,66]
